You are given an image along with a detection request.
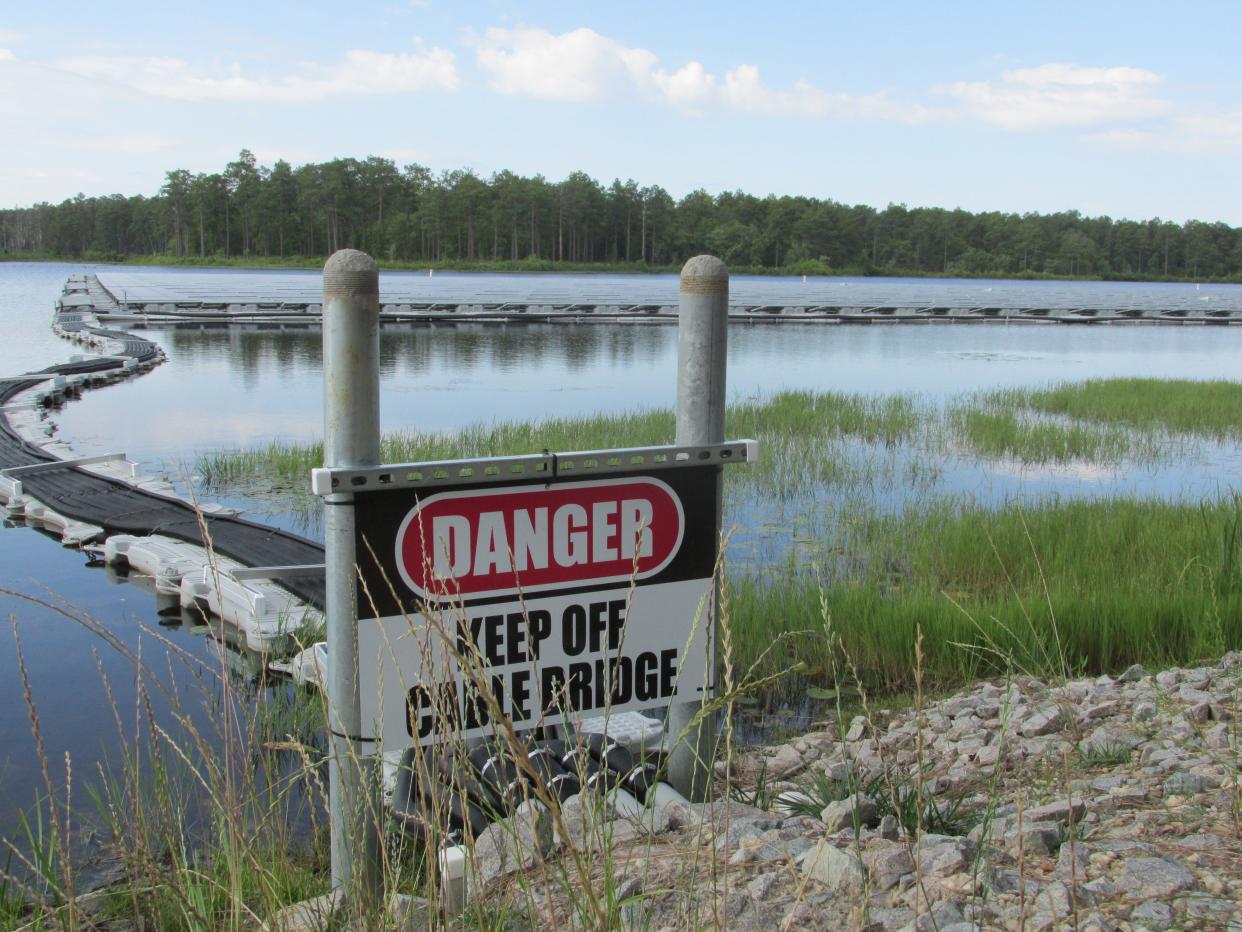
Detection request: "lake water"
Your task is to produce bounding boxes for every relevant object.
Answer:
[2,261,1242,845]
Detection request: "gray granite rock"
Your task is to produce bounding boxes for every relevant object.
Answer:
[915,836,975,877]
[1116,856,1197,898]
[821,793,879,832]
[747,870,781,902]
[863,843,914,892]
[475,800,554,885]
[801,840,866,896]
[1163,771,1203,795]
[1129,899,1174,927]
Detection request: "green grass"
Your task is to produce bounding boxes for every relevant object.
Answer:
[201,378,1239,499]
[991,378,1242,441]
[951,406,1149,464]
[728,495,1242,694]
[196,389,925,499]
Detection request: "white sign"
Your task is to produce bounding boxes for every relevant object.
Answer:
[359,580,712,749]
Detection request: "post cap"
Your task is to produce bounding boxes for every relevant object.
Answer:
[324,249,379,299]
[680,255,728,296]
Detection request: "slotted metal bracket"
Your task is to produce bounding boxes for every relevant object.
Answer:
[310,439,758,496]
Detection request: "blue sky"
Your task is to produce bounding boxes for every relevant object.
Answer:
[3,1,1241,223]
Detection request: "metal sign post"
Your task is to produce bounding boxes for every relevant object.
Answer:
[322,249,382,905]
[668,255,729,800]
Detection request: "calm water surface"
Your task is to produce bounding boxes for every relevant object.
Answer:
[2,262,1242,840]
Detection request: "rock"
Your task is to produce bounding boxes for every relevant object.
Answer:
[1129,899,1174,927]
[820,793,879,832]
[390,894,432,931]
[663,800,778,833]
[1079,725,1142,756]
[1178,832,1223,849]
[747,871,781,902]
[766,743,805,778]
[864,907,916,931]
[475,800,554,885]
[780,901,817,930]
[783,836,814,860]
[845,715,868,742]
[915,836,975,877]
[1078,912,1116,932]
[1163,771,1203,795]
[800,840,866,896]
[1055,841,1090,880]
[713,819,766,851]
[1020,705,1064,737]
[727,845,756,865]
[267,890,344,931]
[1205,722,1232,748]
[1185,700,1213,722]
[1003,822,1062,857]
[1025,797,1087,826]
[1080,699,1122,721]
[864,844,914,892]
[1155,669,1181,688]
[901,900,964,932]
[1116,856,1197,898]
[877,814,900,840]
[1183,894,1240,922]
[1132,700,1158,722]
[974,744,1000,766]
[1082,877,1117,899]
[1117,663,1147,683]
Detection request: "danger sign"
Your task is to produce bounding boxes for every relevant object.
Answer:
[394,476,685,601]
[353,465,720,749]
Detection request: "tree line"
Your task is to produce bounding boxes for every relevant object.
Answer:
[3,149,1241,281]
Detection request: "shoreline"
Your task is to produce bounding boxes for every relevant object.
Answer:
[4,252,1242,287]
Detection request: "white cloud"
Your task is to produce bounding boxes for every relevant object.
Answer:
[475,26,655,103]
[1083,111,1242,154]
[474,25,937,122]
[650,61,717,112]
[53,46,460,103]
[0,49,15,62]
[939,63,1170,131]
[722,65,941,123]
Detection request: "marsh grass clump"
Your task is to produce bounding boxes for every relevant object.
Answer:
[729,496,1242,694]
[950,405,1146,464]
[1012,377,1242,439]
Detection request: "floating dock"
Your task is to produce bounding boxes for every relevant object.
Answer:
[1,274,325,654]
[92,271,1242,325]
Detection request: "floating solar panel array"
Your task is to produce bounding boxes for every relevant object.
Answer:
[92,271,1242,324]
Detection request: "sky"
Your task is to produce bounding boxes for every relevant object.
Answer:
[2,0,1241,224]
